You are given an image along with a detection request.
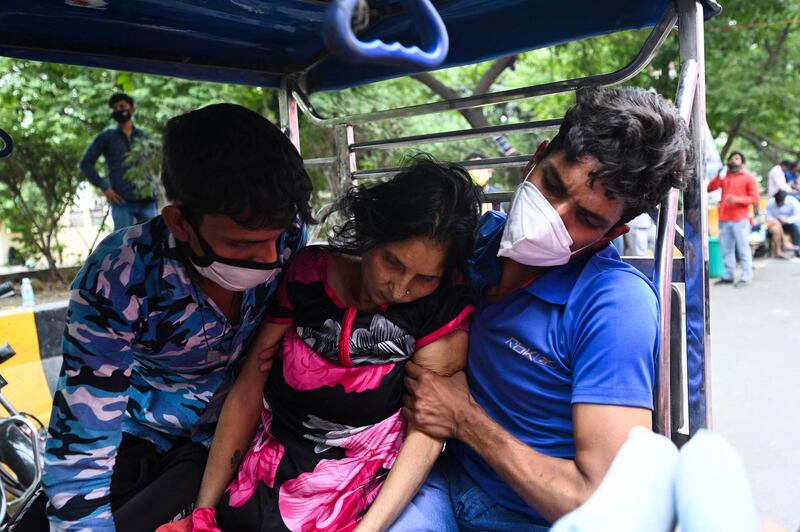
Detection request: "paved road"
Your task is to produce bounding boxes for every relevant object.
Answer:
[709,255,800,529]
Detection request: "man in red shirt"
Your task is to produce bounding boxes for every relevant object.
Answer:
[707,151,760,287]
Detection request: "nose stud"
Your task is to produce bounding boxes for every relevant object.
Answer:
[405,289,410,295]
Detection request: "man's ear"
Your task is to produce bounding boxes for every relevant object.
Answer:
[521,140,550,180]
[162,205,192,242]
[592,223,630,251]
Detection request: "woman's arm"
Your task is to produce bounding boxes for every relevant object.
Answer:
[194,321,291,509]
[356,329,468,532]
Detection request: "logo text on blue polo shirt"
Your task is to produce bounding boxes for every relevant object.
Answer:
[505,337,557,368]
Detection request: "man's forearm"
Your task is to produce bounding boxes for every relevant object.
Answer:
[195,385,263,508]
[457,403,592,523]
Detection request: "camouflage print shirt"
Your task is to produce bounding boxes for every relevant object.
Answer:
[43,215,305,531]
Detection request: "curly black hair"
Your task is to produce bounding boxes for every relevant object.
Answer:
[161,103,314,229]
[544,87,692,222]
[329,156,482,276]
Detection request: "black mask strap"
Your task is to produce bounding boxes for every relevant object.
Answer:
[179,208,280,271]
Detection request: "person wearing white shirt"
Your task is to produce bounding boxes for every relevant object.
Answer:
[625,212,656,256]
[766,161,792,197]
[765,190,800,257]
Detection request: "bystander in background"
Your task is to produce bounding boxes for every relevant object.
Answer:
[765,190,800,258]
[79,93,157,230]
[707,151,760,287]
[625,212,656,256]
[767,160,793,198]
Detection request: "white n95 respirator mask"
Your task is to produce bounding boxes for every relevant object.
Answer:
[498,181,574,267]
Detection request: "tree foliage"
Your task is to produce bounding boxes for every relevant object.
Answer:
[0,132,82,281]
[2,0,800,272]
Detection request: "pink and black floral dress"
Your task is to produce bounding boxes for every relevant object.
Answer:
[214,246,473,531]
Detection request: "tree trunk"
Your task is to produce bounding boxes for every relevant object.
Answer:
[42,230,66,284]
[88,208,110,255]
[411,55,518,156]
[741,128,800,159]
[739,130,781,163]
[720,114,745,161]
[42,251,65,284]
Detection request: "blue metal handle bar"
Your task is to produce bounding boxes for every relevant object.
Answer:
[0,128,12,159]
[322,0,449,70]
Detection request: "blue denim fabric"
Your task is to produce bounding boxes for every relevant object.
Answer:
[390,452,550,531]
[111,200,158,230]
[783,222,800,246]
[719,220,752,282]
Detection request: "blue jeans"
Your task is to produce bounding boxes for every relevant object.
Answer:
[111,200,158,230]
[783,222,800,246]
[390,452,550,531]
[719,220,752,282]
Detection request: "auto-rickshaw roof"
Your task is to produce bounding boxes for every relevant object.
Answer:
[0,0,720,92]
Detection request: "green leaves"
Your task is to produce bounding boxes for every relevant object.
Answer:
[1,0,798,273]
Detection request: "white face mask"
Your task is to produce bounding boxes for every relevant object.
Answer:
[498,181,575,267]
[184,213,282,291]
[191,260,280,292]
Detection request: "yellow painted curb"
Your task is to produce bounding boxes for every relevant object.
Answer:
[0,309,54,425]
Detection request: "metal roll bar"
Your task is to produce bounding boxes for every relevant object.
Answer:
[278,0,712,444]
[654,57,698,437]
[289,6,677,127]
[353,154,532,180]
[304,157,337,168]
[351,119,563,152]
[677,0,712,435]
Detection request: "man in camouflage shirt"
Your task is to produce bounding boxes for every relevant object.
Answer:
[41,104,313,531]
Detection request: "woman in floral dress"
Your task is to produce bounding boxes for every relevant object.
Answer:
[161,159,481,531]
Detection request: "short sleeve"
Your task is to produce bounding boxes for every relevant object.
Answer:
[414,279,474,349]
[265,268,294,324]
[569,270,658,410]
[265,246,326,324]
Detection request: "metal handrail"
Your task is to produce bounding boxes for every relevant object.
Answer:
[353,154,532,180]
[304,157,337,168]
[485,191,513,203]
[676,0,711,435]
[351,119,562,152]
[626,257,686,283]
[653,52,699,438]
[307,118,558,172]
[290,6,677,127]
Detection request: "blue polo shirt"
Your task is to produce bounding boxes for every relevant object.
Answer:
[450,212,659,524]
